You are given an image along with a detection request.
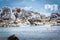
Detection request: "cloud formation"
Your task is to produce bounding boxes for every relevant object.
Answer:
[31,0,35,1]
[23,6,32,10]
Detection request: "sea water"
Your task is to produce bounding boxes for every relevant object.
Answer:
[0,25,60,40]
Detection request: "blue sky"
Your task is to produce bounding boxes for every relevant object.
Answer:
[0,0,60,16]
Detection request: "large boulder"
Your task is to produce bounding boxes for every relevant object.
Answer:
[8,34,19,40]
[1,7,11,20]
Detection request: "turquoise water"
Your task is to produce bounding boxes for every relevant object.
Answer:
[0,25,60,40]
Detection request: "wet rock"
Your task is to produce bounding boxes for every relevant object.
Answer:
[8,34,19,40]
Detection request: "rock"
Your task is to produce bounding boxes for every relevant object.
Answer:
[8,34,19,40]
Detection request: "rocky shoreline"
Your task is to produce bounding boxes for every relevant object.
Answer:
[0,7,60,27]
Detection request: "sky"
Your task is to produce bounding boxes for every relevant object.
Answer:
[0,0,60,16]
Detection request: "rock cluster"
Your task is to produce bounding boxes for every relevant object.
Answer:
[0,7,60,27]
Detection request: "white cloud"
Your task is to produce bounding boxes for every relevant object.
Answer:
[23,6,32,10]
[31,0,35,2]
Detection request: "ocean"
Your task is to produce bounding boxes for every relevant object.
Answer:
[0,25,60,40]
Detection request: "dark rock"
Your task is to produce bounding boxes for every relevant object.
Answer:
[8,34,19,40]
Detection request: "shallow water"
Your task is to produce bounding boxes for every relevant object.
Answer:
[0,25,60,40]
